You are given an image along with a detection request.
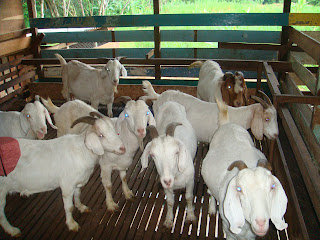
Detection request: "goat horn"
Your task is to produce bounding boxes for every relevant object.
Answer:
[147,125,159,139]
[166,122,182,137]
[257,159,272,171]
[114,96,132,104]
[251,95,269,109]
[89,111,104,119]
[258,90,273,106]
[227,160,248,171]
[71,116,97,128]
[115,56,127,61]
[35,95,40,101]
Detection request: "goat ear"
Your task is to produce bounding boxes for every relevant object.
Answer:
[115,111,126,133]
[147,111,156,126]
[223,177,245,234]
[251,105,264,140]
[270,177,288,231]
[120,65,127,77]
[243,83,249,106]
[43,107,58,129]
[177,141,189,172]
[85,132,104,155]
[220,83,230,106]
[140,142,152,172]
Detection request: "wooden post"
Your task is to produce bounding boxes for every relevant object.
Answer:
[311,65,320,143]
[153,0,161,80]
[26,0,40,58]
[279,0,291,61]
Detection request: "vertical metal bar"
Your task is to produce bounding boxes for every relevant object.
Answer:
[153,0,161,80]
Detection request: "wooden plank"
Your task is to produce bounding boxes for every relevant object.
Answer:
[289,13,320,26]
[289,27,320,64]
[41,48,278,61]
[263,61,281,97]
[22,58,293,73]
[0,29,31,42]
[275,94,320,105]
[0,70,35,92]
[278,106,320,222]
[0,0,25,34]
[0,85,26,104]
[219,42,281,51]
[289,52,317,95]
[29,13,290,29]
[0,37,32,57]
[273,138,309,240]
[43,30,281,44]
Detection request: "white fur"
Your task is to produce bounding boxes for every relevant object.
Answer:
[100,100,156,211]
[41,98,96,137]
[0,116,125,237]
[0,97,57,140]
[201,101,287,239]
[140,101,197,228]
[57,54,127,117]
[141,80,278,143]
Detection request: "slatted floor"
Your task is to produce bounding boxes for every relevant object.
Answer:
[1,126,288,240]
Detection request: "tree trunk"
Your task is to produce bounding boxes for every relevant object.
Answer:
[78,0,85,16]
[40,0,44,17]
[121,0,131,15]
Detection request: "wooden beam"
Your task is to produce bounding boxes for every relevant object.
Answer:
[145,49,154,59]
[278,106,320,222]
[275,94,320,105]
[21,58,293,72]
[263,61,282,97]
[289,27,320,64]
[0,37,32,57]
[0,70,36,92]
[0,29,31,43]
[153,0,161,80]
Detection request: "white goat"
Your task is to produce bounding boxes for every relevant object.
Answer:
[41,97,156,211]
[99,99,156,211]
[201,100,288,239]
[41,98,97,137]
[141,80,278,143]
[56,53,127,117]
[0,96,57,139]
[190,60,248,107]
[140,101,197,228]
[0,113,125,237]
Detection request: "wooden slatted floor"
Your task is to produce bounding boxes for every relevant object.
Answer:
[0,127,288,240]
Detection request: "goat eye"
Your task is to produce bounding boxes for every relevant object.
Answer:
[106,68,110,71]
[271,184,276,189]
[99,134,104,138]
[236,186,242,192]
[227,86,231,89]
[265,118,270,122]
[146,111,150,115]
[125,113,129,118]
[26,114,30,118]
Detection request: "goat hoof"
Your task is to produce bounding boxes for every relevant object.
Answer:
[9,227,21,237]
[163,219,173,229]
[186,213,196,222]
[79,205,91,213]
[125,191,135,201]
[68,221,80,232]
[107,202,119,212]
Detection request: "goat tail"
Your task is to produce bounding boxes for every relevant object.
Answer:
[41,97,59,114]
[55,53,67,66]
[216,98,229,126]
[140,80,159,102]
[188,61,204,69]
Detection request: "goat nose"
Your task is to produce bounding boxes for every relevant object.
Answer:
[255,219,266,227]
[137,128,145,135]
[163,179,172,187]
[119,145,126,154]
[41,127,47,133]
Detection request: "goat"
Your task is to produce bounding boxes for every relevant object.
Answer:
[99,99,156,211]
[201,99,288,239]
[0,95,57,139]
[0,113,125,237]
[141,80,278,143]
[189,60,247,107]
[141,102,197,227]
[56,53,127,117]
[41,97,156,211]
[41,97,97,137]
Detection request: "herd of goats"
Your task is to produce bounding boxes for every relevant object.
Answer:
[0,55,288,239]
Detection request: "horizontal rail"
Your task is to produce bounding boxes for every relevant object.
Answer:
[42,30,281,44]
[30,13,290,28]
